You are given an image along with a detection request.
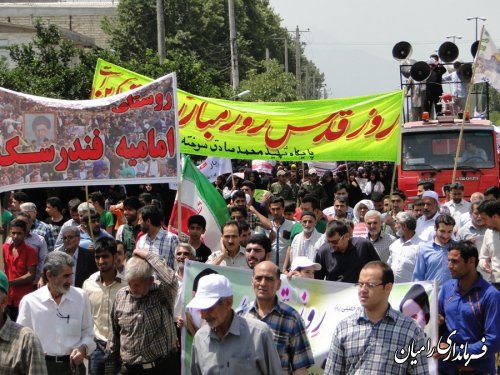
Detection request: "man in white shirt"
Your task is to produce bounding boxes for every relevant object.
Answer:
[17,251,95,375]
[266,196,294,269]
[206,221,248,268]
[415,191,440,242]
[478,200,500,283]
[444,182,471,224]
[388,211,421,282]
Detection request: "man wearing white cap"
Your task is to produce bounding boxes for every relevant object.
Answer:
[415,191,440,242]
[188,274,282,375]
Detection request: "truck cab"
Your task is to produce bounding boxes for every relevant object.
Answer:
[398,117,499,200]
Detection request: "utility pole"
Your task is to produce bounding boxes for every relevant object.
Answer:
[295,26,301,96]
[228,0,239,93]
[293,26,309,97]
[284,37,288,73]
[304,67,310,99]
[156,0,166,63]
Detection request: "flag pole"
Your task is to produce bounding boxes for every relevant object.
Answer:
[452,26,485,183]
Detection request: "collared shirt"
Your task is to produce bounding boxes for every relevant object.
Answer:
[82,271,126,342]
[0,314,48,375]
[315,237,380,282]
[366,231,396,263]
[415,212,439,242]
[325,306,428,375]
[438,274,500,374]
[190,312,282,375]
[105,252,177,372]
[444,199,471,224]
[388,235,421,283]
[456,223,486,250]
[135,228,179,269]
[6,233,47,285]
[17,285,96,356]
[31,219,55,253]
[206,246,249,268]
[79,227,113,250]
[2,241,37,307]
[237,299,314,373]
[479,228,500,283]
[412,240,456,287]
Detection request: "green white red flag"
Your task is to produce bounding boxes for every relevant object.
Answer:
[168,156,229,250]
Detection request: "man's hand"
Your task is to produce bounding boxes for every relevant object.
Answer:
[481,259,492,273]
[70,345,87,365]
[219,238,228,259]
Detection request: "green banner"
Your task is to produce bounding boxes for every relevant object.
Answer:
[92,59,402,162]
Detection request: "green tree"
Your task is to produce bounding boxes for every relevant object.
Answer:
[4,20,94,99]
[239,59,298,102]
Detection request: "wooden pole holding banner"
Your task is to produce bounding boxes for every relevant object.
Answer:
[177,172,182,240]
[85,185,94,243]
[452,26,484,183]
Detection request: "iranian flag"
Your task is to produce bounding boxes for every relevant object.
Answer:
[168,156,229,250]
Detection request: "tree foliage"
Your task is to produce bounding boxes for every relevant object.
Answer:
[240,59,298,102]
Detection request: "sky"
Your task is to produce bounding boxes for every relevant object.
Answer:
[268,0,500,98]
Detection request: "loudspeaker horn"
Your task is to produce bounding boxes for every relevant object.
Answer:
[410,61,431,82]
[400,59,416,78]
[471,41,480,58]
[392,41,413,61]
[438,42,459,63]
[458,63,473,82]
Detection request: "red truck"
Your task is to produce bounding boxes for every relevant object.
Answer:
[398,116,499,200]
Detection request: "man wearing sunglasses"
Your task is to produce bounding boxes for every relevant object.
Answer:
[325,261,428,374]
[314,220,380,283]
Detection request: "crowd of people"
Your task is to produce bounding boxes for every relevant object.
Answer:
[0,161,499,375]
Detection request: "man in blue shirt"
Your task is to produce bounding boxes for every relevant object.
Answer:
[438,241,500,375]
[412,214,456,287]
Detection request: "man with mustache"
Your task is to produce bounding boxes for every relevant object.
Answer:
[244,234,272,269]
[105,249,179,374]
[415,191,441,242]
[17,251,95,375]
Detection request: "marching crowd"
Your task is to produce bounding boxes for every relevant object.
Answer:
[0,163,499,375]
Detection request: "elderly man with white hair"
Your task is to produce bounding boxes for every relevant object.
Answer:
[387,211,421,282]
[54,201,95,252]
[104,249,179,374]
[415,191,440,242]
[20,202,56,252]
[364,210,396,263]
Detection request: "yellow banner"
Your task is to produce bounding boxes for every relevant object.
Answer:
[92,59,402,162]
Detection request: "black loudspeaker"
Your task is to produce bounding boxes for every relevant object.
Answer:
[438,42,459,63]
[392,41,413,61]
[471,41,480,58]
[410,61,431,82]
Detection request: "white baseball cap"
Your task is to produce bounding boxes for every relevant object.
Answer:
[291,256,322,271]
[186,274,233,310]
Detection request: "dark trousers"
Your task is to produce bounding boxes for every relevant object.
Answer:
[119,354,180,375]
[46,360,85,375]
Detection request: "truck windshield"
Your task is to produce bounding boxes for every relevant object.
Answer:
[402,130,495,170]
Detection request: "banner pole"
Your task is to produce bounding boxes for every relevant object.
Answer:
[452,26,485,183]
[85,185,94,243]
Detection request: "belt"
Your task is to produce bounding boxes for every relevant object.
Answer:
[45,355,70,363]
[125,357,167,370]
